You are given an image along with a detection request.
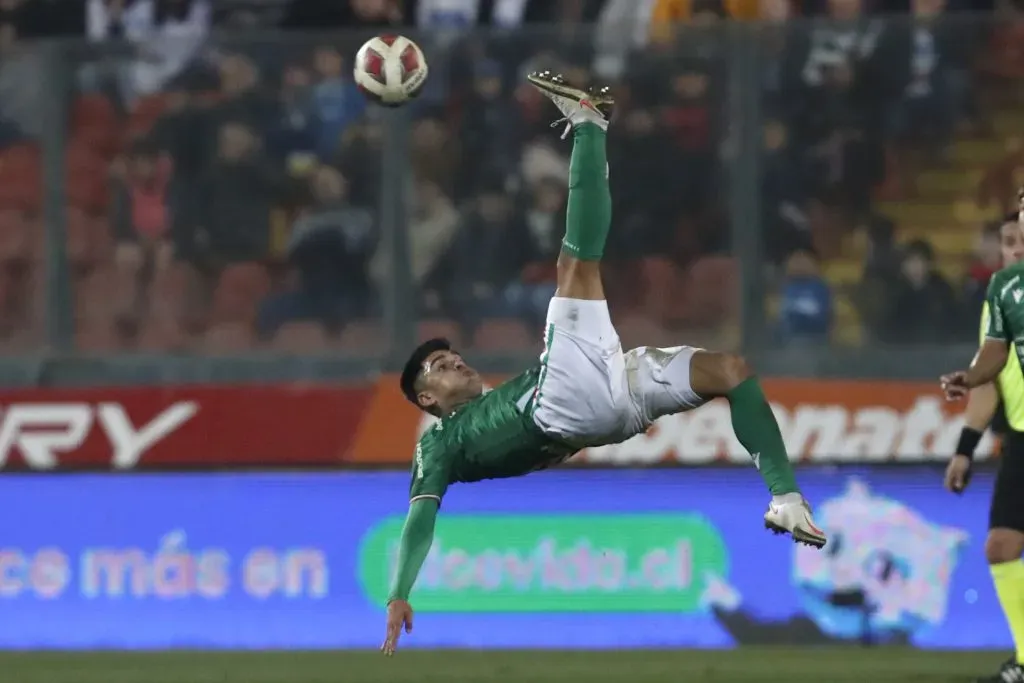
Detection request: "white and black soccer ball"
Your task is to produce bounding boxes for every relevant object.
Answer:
[353,35,428,107]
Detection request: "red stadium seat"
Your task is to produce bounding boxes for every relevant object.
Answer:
[211,263,271,325]
[148,262,190,319]
[72,95,118,133]
[65,206,95,271]
[417,319,462,345]
[638,257,688,325]
[200,322,255,353]
[472,318,535,351]
[136,314,187,352]
[684,256,738,327]
[127,94,171,139]
[0,210,31,265]
[338,319,384,351]
[74,320,122,353]
[271,321,331,352]
[73,266,136,326]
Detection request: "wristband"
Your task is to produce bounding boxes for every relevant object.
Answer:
[956,427,982,460]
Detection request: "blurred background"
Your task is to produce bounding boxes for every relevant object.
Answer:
[0,0,1020,679]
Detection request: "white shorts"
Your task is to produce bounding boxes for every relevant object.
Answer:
[528,297,707,448]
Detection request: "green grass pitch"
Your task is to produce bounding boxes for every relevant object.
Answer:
[0,648,1005,683]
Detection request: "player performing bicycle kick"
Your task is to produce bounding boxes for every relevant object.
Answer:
[381,71,827,655]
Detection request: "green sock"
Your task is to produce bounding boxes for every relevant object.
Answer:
[563,123,611,261]
[728,377,800,496]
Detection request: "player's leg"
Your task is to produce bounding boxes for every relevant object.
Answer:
[625,345,826,548]
[979,432,1024,682]
[524,71,629,446]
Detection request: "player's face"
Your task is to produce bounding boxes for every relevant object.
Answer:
[417,350,483,413]
[1002,221,1024,266]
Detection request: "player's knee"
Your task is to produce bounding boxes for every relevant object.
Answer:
[719,354,754,388]
[985,528,1024,564]
[689,351,754,398]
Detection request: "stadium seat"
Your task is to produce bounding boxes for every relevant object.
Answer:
[74,266,136,325]
[211,263,271,325]
[74,320,122,353]
[271,321,332,352]
[72,95,118,133]
[338,319,384,351]
[200,322,255,353]
[638,257,688,324]
[471,318,535,351]
[685,256,738,328]
[148,262,190,319]
[0,144,41,212]
[127,94,170,139]
[0,210,30,265]
[136,314,186,352]
[65,207,95,271]
[417,319,462,346]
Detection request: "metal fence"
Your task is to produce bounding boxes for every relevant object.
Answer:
[0,15,1012,384]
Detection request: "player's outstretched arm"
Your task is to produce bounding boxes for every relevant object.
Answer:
[381,498,439,655]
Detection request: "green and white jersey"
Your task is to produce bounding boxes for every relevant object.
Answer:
[985,262,1024,370]
[408,367,576,504]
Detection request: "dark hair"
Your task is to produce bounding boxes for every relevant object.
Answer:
[400,338,453,413]
[1004,211,1020,225]
[904,238,935,262]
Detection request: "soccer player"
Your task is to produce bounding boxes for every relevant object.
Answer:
[381,71,827,655]
[944,209,1024,683]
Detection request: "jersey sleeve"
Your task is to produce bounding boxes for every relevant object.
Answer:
[985,276,1010,343]
[409,432,454,504]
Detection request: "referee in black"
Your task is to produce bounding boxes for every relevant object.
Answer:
[946,211,1024,683]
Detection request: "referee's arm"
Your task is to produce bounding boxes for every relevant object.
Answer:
[957,303,1004,459]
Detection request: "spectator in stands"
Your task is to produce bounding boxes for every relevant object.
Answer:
[180,121,286,276]
[429,175,527,329]
[212,53,277,140]
[649,0,759,44]
[502,177,566,328]
[335,118,382,209]
[266,64,319,174]
[795,0,891,215]
[607,103,674,258]
[311,46,365,162]
[113,140,173,295]
[776,248,832,344]
[663,58,718,216]
[885,0,969,160]
[457,59,518,198]
[86,0,210,102]
[372,180,459,318]
[281,0,406,31]
[258,165,376,338]
[964,218,1012,313]
[879,238,958,344]
[759,0,807,120]
[0,9,43,143]
[762,117,810,263]
[854,213,900,338]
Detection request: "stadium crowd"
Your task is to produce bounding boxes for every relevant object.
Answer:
[0,0,1016,353]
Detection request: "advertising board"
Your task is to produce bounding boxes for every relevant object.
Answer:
[0,469,1005,649]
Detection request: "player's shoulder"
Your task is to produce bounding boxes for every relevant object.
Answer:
[988,263,1024,295]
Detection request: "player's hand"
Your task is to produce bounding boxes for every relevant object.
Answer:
[940,371,970,401]
[944,454,973,494]
[381,599,413,656]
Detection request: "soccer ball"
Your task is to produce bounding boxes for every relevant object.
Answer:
[353,35,428,107]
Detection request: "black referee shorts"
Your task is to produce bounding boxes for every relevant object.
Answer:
[990,429,1024,532]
